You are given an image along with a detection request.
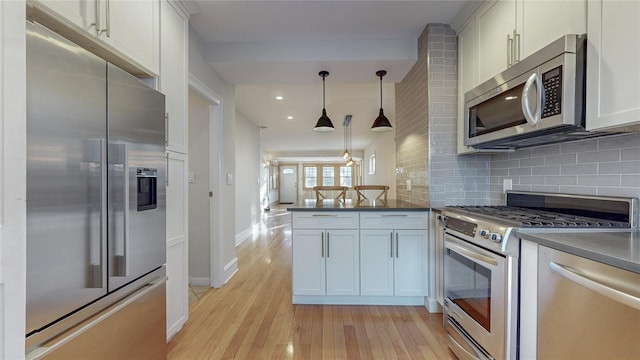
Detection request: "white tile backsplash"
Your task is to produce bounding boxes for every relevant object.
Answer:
[489,133,640,203]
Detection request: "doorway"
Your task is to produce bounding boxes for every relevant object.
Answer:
[279,165,297,204]
[188,76,225,290]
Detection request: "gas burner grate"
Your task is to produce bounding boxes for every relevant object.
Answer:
[448,205,629,228]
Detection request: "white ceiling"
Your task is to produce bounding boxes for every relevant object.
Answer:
[188,0,469,160]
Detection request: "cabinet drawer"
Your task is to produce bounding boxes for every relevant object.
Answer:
[360,212,428,230]
[292,212,359,229]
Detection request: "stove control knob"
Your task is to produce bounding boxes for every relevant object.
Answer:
[490,233,503,243]
[479,229,490,239]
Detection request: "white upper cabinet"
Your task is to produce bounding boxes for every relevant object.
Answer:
[472,0,586,85]
[28,0,160,75]
[160,0,189,153]
[99,0,160,75]
[29,0,97,33]
[586,0,640,131]
[476,0,516,84]
[519,0,586,58]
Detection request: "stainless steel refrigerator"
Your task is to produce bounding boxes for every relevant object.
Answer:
[25,21,167,359]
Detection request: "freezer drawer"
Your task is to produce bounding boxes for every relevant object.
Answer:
[27,276,167,360]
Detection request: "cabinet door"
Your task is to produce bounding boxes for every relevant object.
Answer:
[360,230,394,296]
[100,0,160,75]
[586,0,640,131]
[166,151,188,338]
[394,230,427,296]
[476,0,516,83]
[519,0,586,58]
[325,230,359,296]
[31,0,98,34]
[292,230,326,296]
[457,21,478,154]
[161,0,189,153]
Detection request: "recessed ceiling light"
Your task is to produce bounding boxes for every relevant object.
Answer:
[275,96,284,100]
[287,116,294,120]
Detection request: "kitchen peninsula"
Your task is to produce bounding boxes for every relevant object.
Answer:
[288,199,430,306]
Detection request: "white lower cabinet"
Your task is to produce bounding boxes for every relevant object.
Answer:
[290,210,429,306]
[360,230,427,297]
[292,229,359,296]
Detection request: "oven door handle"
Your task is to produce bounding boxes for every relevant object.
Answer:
[447,241,498,267]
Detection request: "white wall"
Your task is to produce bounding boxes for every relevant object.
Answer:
[189,27,238,282]
[1,1,27,356]
[364,131,397,198]
[188,89,211,283]
[235,112,261,245]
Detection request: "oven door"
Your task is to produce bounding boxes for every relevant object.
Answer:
[444,233,507,360]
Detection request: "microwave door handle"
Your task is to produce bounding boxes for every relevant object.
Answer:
[522,73,542,126]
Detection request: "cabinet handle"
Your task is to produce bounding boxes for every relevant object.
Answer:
[312,214,338,217]
[165,113,169,147]
[321,232,324,258]
[390,232,393,258]
[165,153,169,187]
[327,232,330,258]
[514,31,521,63]
[104,0,111,37]
[94,0,101,35]
[507,34,513,67]
[381,214,408,217]
[396,232,399,258]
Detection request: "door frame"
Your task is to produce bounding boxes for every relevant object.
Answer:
[188,74,225,288]
[279,164,297,204]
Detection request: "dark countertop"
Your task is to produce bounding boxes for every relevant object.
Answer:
[516,230,640,274]
[287,199,429,211]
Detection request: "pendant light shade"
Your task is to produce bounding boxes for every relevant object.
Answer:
[313,71,335,132]
[342,115,351,159]
[371,70,393,132]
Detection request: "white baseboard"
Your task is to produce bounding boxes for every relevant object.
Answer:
[292,295,425,306]
[166,317,185,342]
[425,297,443,313]
[189,277,211,287]
[235,226,253,247]
[224,257,238,284]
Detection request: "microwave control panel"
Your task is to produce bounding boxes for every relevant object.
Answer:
[541,66,562,118]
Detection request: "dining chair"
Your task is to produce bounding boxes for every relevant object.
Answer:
[313,186,349,201]
[354,185,389,202]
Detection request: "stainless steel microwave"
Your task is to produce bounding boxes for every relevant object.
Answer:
[463,34,604,150]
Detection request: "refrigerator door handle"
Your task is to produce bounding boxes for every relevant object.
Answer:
[111,142,129,277]
[95,138,107,288]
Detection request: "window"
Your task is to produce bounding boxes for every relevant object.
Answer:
[303,164,354,189]
[369,153,376,175]
[340,166,352,187]
[322,167,335,186]
[304,166,317,188]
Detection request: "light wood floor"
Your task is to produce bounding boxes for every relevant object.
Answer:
[167,205,456,360]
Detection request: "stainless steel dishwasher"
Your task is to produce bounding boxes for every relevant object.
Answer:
[537,246,640,359]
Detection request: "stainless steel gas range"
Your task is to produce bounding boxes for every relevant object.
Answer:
[440,191,638,360]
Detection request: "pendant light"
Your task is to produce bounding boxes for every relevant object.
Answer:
[371,70,393,132]
[342,115,351,159]
[313,71,335,132]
